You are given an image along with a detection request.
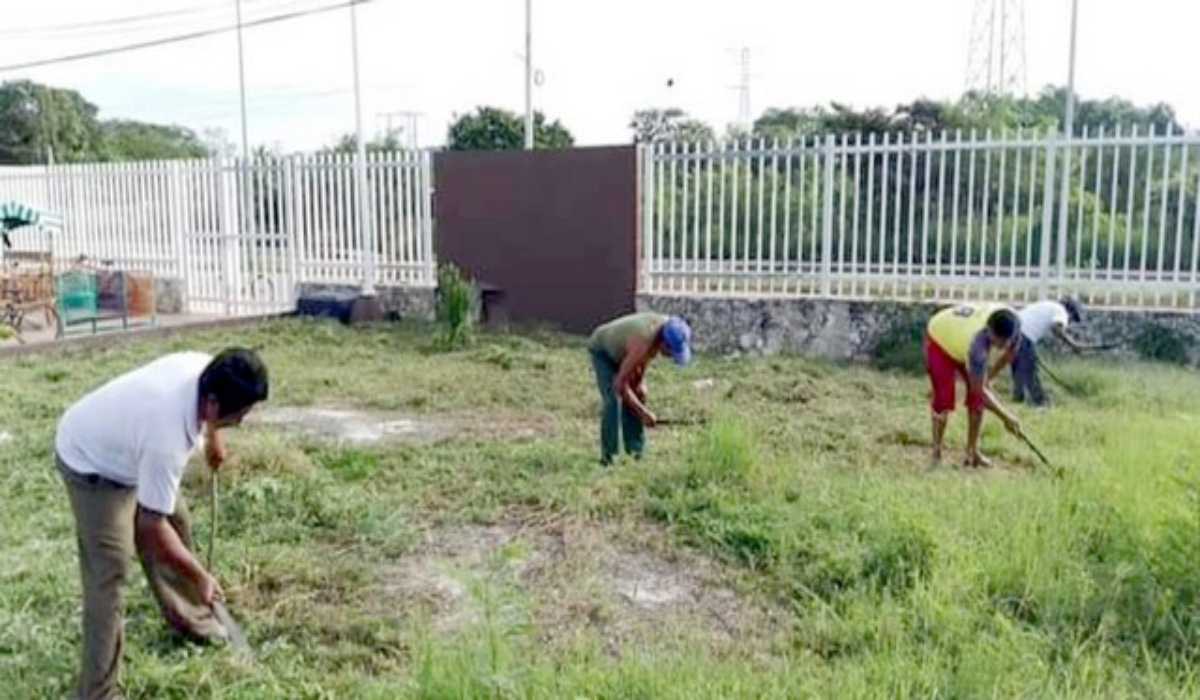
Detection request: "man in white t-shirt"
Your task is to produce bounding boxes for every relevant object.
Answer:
[55,347,269,700]
[1012,297,1085,406]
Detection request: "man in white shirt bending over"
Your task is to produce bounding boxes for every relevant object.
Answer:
[1012,297,1085,406]
[55,347,269,700]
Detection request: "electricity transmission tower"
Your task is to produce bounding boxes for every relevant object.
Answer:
[965,0,1028,98]
[725,46,758,131]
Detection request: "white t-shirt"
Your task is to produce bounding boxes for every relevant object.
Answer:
[55,352,212,515]
[1018,301,1070,343]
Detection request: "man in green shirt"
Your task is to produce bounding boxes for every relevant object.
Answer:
[587,312,693,466]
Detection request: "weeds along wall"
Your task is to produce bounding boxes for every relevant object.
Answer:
[637,295,1200,369]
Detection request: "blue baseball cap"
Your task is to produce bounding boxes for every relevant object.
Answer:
[660,316,692,365]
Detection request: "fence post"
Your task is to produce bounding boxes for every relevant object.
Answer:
[1055,130,1073,291]
[216,157,238,316]
[169,161,190,313]
[421,149,436,287]
[820,134,836,297]
[1039,134,1058,299]
[638,143,655,295]
[282,156,300,308]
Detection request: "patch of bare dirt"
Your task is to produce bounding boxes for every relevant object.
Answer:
[375,520,786,654]
[247,405,553,446]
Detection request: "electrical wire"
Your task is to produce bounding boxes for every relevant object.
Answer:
[0,0,373,74]
[0,0,316,38]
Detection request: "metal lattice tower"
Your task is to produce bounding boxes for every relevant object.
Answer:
[965,0,1028,98]
[737,47,751,128]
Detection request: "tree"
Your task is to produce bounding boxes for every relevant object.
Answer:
[100,120,211,161]
[0,80,106,164]
[445,106,574,151]
[629,108,715,144]
[325,130,406,155]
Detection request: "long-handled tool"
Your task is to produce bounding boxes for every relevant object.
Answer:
[1014,427,1063,478]
[655,416,707,427]
[1036,356,1082,397]
[208,472,251,655]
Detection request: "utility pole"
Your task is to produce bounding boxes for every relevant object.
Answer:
[1055,0,1081,289]
[349,0,375,296]
[523,0,533,149]
[234,0,250,165]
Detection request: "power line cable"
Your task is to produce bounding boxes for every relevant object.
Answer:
[0,0,314,38]
[0,0,373,73]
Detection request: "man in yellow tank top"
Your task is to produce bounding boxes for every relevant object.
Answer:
[924,302,1023,467]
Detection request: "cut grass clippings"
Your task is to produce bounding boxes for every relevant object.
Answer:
[0,317,1198,698]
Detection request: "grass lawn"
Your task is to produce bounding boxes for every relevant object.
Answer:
[2,317,1199,698]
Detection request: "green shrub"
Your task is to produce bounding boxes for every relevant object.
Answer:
[871,304,931,375]
[1133,323,1190,366]
[435,263,478,350]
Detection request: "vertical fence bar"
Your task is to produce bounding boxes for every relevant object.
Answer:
[716,142,727,295]
[754,140,766,293]
[777,142,787,295]
[979,132,993,298]
[795,139,808,295]
[1190,148,1200,308]
[1089,127,1105,299]
[639,144,653,294]
[1121,126,1138,307]
[1155,135,1171,308]
[877,132,891,297]
[690,142,702,294]
[1039,135,1058,299]
[934,132,947,300]
[918,131,933,300]
[1072,127,1089,289]
[1105,127,1122,306]
[1139,127,1157,309]
[820,134,835,297]
[904,133,918,299]
[949,131,963,299]
[863,133,876,299]
[742,139,753,296]
[667,140,678,294]
[964,129,978,300]
[994,133,1008,297]
[837,135,850,297]
[420,150,435,286]
[703,142,715,293]
[809,142,820,294]
[1172,140,1190,307]
[767,140,779,294]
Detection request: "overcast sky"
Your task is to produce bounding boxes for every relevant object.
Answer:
[1,0,1196,153]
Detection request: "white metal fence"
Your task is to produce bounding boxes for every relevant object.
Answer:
[0,151,435,316]
[5,132,1199,320]
[640,128,1200,311]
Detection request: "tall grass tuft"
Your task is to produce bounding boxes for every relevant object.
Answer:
[436,263,477,351]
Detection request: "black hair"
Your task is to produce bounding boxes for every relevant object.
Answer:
[1059,295,1084,324]
[987,308,1019,340]
[198,347,269,419]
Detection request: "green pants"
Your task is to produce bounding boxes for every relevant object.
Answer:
[589,348,645,464]
[57,454,225,700]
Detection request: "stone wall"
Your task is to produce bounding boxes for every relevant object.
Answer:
[296,282,437,322]
[637,294,1200,366]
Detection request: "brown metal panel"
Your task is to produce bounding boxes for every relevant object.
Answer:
[433,146,638,335]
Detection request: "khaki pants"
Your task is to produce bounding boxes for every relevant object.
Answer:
[57,454,225,700]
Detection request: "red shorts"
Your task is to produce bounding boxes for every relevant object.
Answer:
[924,334,984,414]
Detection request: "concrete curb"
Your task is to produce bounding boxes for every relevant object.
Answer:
[0,314,289,360]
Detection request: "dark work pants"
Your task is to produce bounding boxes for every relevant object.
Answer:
[589,348,645,465]
[1011,335,1047,406]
